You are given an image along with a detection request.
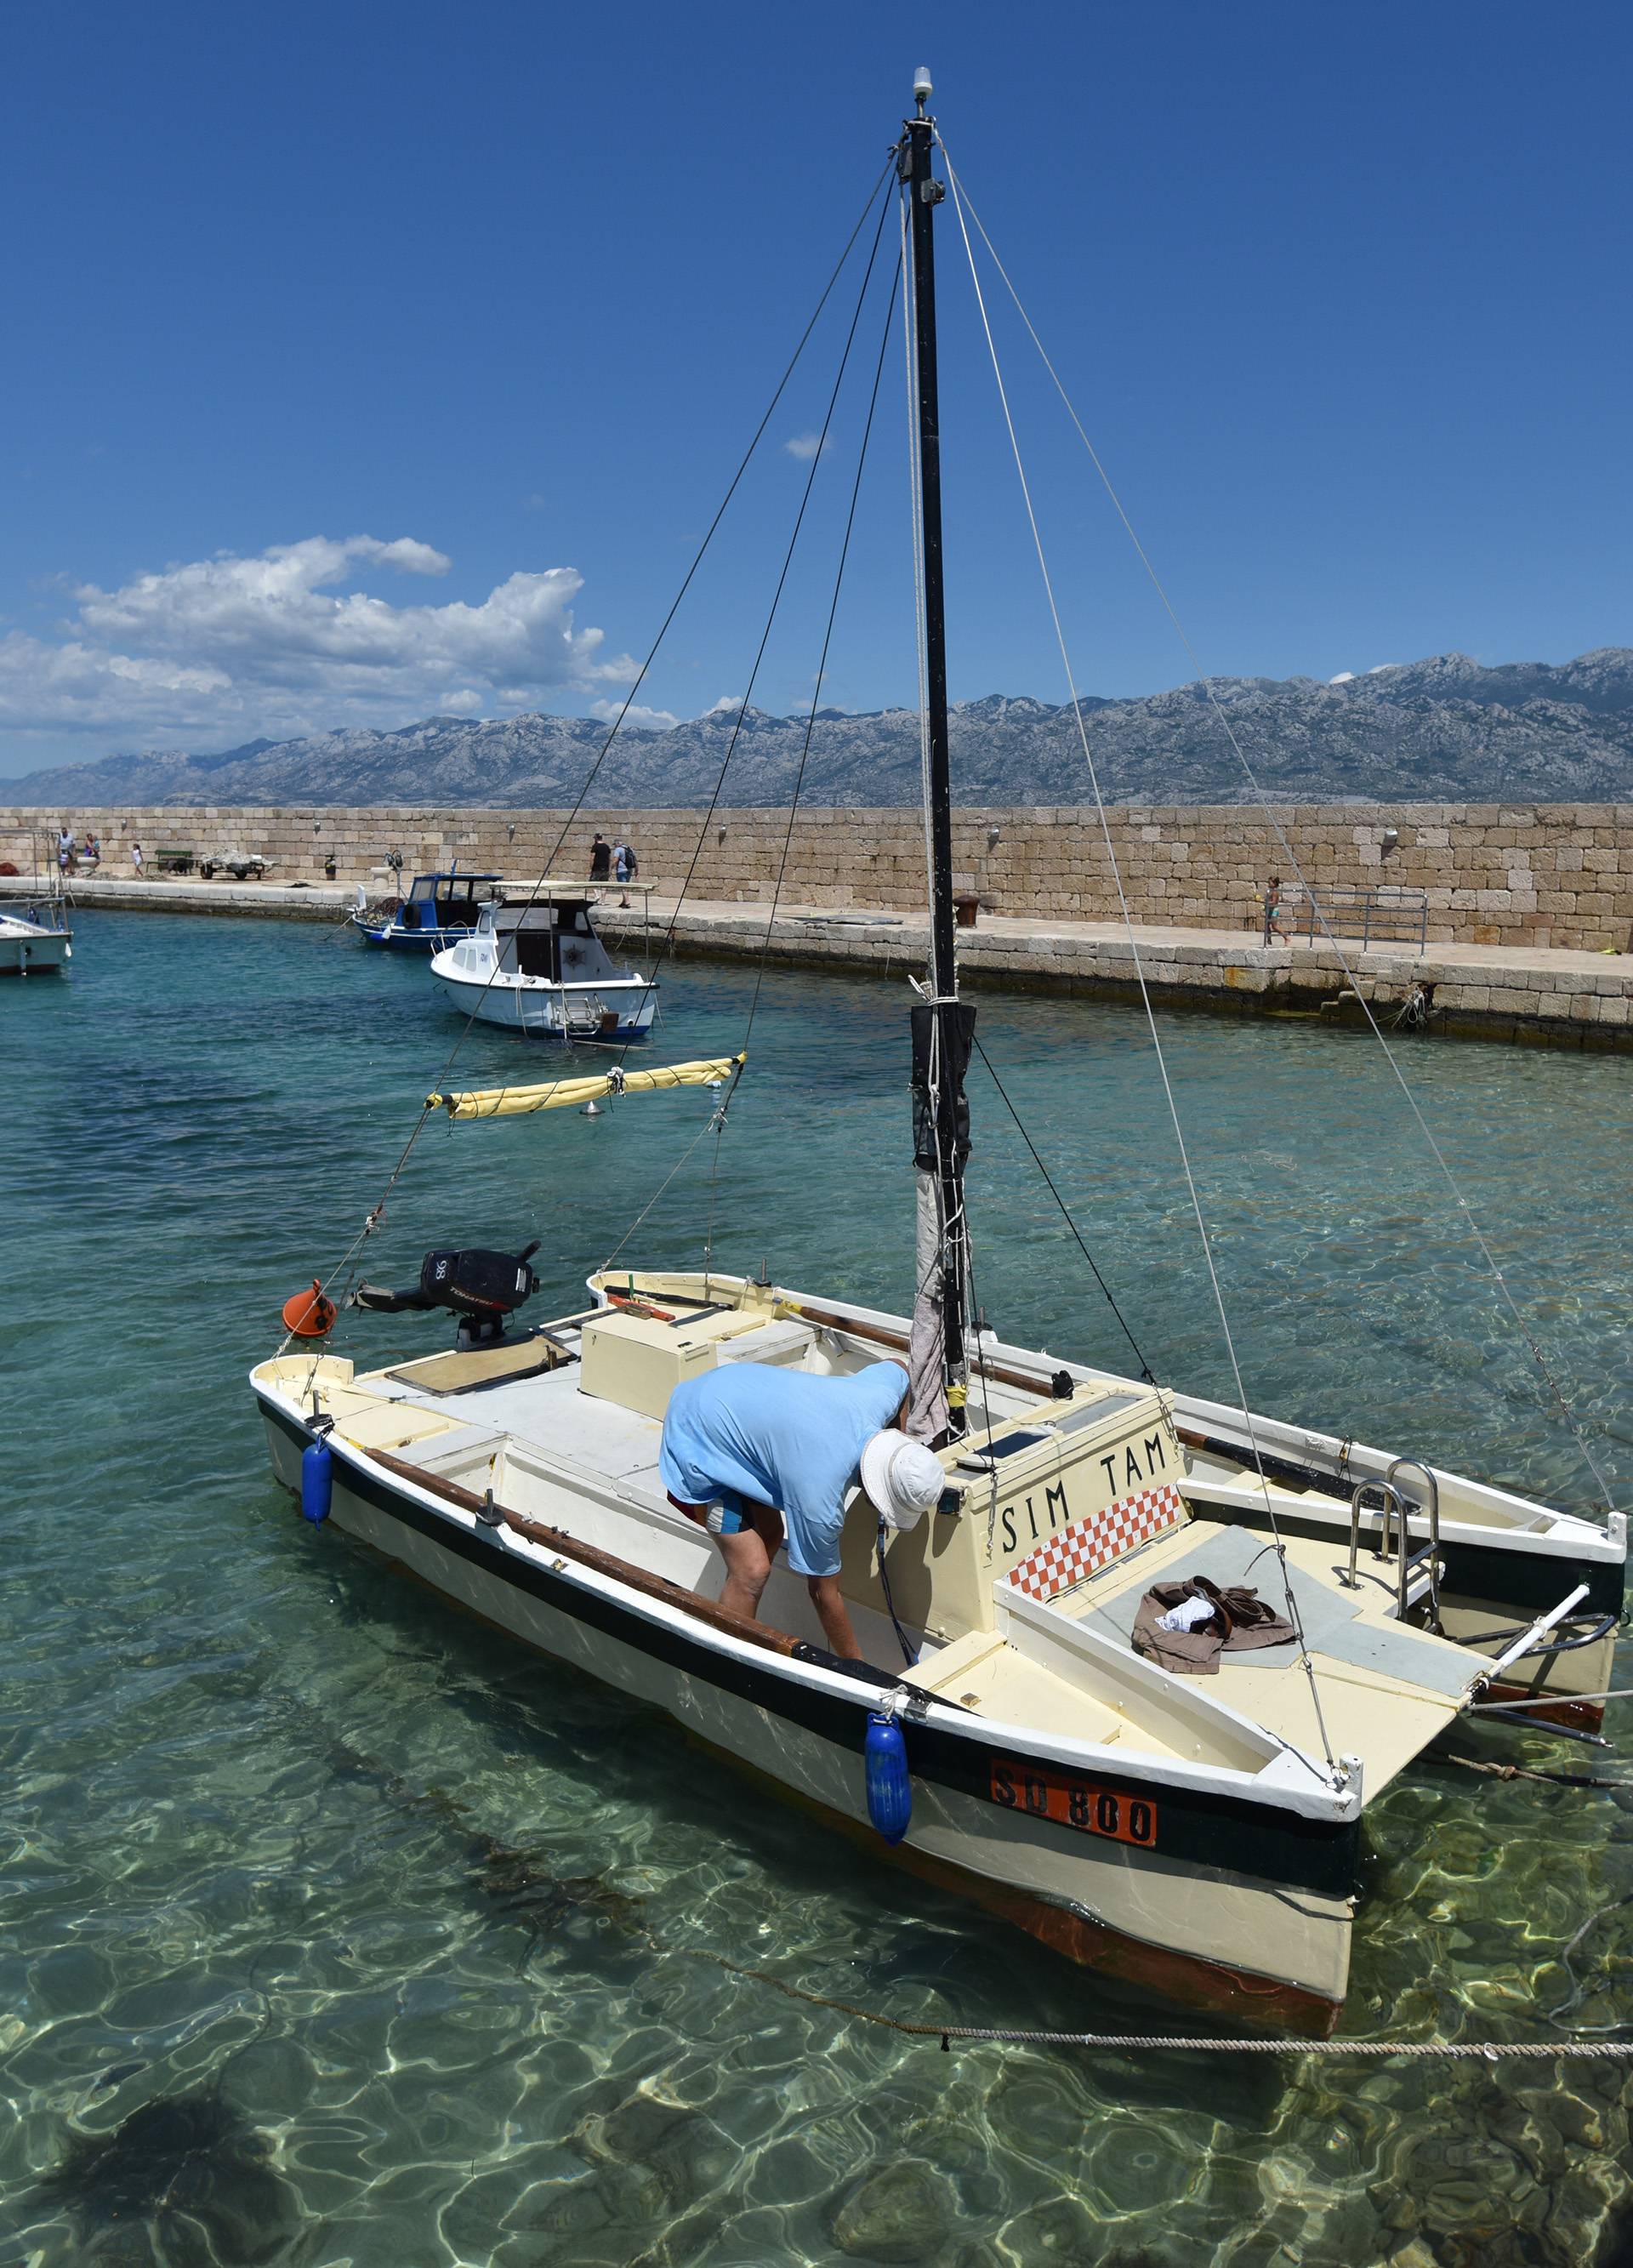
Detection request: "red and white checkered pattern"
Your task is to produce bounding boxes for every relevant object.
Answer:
[1005,1482,1186,1602]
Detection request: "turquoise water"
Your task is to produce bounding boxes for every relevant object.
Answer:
[3,909,1632,2266]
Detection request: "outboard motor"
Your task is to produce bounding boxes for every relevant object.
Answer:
[355,1240,541,1348]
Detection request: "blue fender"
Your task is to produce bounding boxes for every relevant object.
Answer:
[301,1438,333,1525]
[864,1712,912,1844]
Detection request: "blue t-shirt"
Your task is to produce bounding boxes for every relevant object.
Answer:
[658,1359,908,1578]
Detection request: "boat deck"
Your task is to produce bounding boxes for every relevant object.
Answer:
[265,1298,1480,1792]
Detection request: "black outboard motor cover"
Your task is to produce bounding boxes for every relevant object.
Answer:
[419,1245,539,1317]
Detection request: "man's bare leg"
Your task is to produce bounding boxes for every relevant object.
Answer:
[716,1502,784,1622]
[807,1573,862,1661]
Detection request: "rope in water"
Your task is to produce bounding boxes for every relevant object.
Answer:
[686,1947,1633,2057]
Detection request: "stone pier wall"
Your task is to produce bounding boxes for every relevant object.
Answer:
[3,799,1631,951]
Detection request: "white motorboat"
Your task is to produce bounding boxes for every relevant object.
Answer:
[253,75,1625,2032]
[430,881,657,1040]
[0,895,71,974]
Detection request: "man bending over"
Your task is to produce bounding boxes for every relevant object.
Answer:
[658,1358,945,1660]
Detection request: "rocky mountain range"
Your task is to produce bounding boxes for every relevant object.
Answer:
[8,649,1633,809]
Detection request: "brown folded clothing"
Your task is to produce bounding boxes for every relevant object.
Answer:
[1131,1575,1296,1676]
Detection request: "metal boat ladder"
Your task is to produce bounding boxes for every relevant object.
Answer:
[1346,1457,1442,1628]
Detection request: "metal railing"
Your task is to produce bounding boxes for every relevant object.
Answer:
[1273,886,1429,950]
[1346,1472,1442,1627]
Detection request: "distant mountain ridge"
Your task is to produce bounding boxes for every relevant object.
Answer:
[9,649,1633,809]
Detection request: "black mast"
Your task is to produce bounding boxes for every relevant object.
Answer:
[902,67,972,1438]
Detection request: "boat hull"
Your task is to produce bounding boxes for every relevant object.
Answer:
[350,915,476,952]
[0,921,71,973]
[256,1388,1355,2029]
[430,966,657,1040]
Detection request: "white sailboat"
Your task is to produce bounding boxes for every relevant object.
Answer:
[252,75,1624,2031]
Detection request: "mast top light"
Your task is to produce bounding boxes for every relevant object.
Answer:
[913,66,933,110]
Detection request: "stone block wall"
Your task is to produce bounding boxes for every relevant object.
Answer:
[3,800,1630,950]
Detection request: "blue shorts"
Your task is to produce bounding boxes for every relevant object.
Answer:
[667,1485,754,1537]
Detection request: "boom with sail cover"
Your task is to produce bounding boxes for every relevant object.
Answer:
[429,1054,743,1121]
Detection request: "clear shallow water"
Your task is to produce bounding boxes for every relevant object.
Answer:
[3,909,1632,2266]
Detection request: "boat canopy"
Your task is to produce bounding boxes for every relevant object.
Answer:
[407,869,501,896]
[429,1052,743,1121]
[498,880,653,901]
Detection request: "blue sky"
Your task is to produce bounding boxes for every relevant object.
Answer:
[2,1,1629,776]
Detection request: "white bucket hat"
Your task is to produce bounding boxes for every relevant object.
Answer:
[860,1428,945,1532]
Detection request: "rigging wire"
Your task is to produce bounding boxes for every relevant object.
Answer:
[606,180,898,1075]
[970,1032,1154,1382]
[741,252,906,1051]
[940,149,1339,1784]
[597,197,900,1274]
[936,145,1623,1523]
[274,158,896,1364]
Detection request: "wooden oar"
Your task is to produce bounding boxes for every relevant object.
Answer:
[367,1445,805,1659]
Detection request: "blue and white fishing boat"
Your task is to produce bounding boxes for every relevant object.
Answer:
[350,865,503,950]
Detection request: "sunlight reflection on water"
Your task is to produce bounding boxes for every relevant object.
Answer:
[3,909,1630,2265]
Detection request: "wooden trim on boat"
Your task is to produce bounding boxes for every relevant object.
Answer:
[367,1445,810,1661]
[781,1296,1069,1400]
[259,1393,1364,1896]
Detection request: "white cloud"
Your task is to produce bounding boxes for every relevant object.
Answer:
[702,694,743,715]
[782,432,831,461]
[589,698,680,732]
[1366,663,1399,675]
[0,534,633,752]
[1329,670,1356,684]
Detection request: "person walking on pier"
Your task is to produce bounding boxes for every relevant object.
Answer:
[589,832,612,883]
[1262,875,1289,943]
[131,841,145,880]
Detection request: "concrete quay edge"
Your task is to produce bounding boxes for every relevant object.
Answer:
[29,876,1633,1048]
[602,898,1633,1051]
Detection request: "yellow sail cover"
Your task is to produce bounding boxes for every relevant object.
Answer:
[430,1053,744,1122]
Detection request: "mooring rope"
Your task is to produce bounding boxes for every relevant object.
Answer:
[674,1944,1633,2058]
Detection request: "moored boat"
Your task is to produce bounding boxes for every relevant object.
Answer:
[429,881,657,1041]
[0,886,72,974]
[251,1257,1622,2028]
[253,71,1626,2031]
[350,864,503,950]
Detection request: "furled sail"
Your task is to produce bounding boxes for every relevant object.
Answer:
[430,1054,743,1121]
[907,1002,975,1441]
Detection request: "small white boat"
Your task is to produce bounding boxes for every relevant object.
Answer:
[0,898,71,974]
[430,882,658,1041]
